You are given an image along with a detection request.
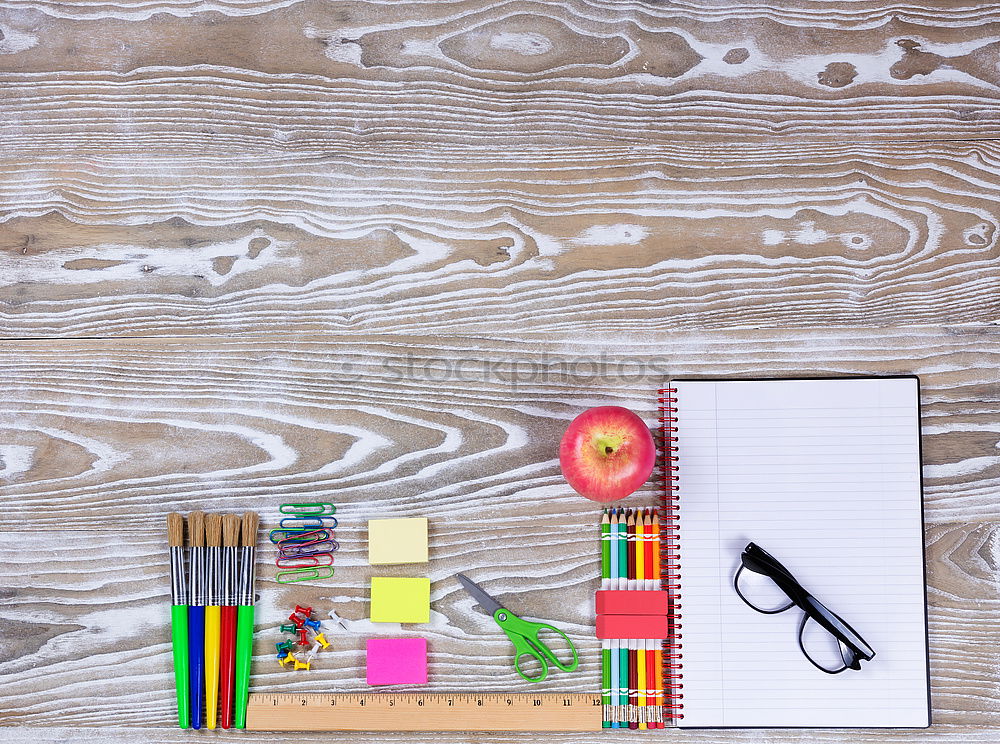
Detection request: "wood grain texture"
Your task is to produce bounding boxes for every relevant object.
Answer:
[2,0,999,739]
[0,329,998,739]
[1,0,1000,150]
[2,141,999,337]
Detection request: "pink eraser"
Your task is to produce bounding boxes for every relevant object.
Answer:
[366,638,428,685]
[596,614,669,640]
[595,590,670,616]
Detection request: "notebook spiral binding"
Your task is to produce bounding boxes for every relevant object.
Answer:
[657,387,683,723]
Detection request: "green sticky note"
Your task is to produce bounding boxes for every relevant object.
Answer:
[368,517,429,565]
[370,577,431,624]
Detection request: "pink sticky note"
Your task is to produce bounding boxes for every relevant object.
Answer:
[366,638,428,685]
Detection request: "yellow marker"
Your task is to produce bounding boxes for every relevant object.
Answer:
[635,513,647,730]
[204,514,223,729]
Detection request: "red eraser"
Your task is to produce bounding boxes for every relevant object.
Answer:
[596,614,669,640]
[595,590,669,616]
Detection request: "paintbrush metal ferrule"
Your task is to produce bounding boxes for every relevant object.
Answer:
[169,546,189,605]
[189,546,207,607]
[223,545,237,606]
[205,546,221,606]
[237,546,256,606]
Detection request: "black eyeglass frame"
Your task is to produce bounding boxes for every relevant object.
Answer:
[734,542,876,674]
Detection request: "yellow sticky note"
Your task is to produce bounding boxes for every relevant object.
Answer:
[370,577,431,623]
[368,517,429,565]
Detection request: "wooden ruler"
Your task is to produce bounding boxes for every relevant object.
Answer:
[246,692,603,731]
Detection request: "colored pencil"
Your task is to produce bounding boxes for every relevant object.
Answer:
[233,511,259,729]
[167,513,190,729]
[187,511,206,730]
[600,511,611,728]
[219,514,240,729]
[635,512,647,729]
[204,514,222,729]
[626,512,637,729]
[643,510,657,728]
[650,510,663,728]
[608,510,621,727]
[616,509,628,728]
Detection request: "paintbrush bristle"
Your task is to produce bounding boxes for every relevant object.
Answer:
[167,513,184,547]
[241,512,259,547]
[222,514,240,547]
[205,513,222,547]
[188,511,205,547]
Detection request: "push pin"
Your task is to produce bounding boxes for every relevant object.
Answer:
[276,640,295,656]
[304,641,322,660]
[279,623,297,635]
[294,605,313,618]
[326,609,350,632]
[278,654,294,667]
[313,632,330,649]
[288,613,305,628]
[293,655,311,671]
[303,618,321,632]
[297,627,310,645]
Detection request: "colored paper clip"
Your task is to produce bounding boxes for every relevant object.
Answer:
[279,515,338,530]
[276,566,336,584]
[275,554,335,569]
[277,529,338,555]
[278,541,339,559]
[279,502,337,517]
[269,528,330,544]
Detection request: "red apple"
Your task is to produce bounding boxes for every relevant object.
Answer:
[559,406,655,502]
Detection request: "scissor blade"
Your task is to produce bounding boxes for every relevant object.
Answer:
[456,573,503,615]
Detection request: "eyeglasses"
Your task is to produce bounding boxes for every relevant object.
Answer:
[734,542,875,674]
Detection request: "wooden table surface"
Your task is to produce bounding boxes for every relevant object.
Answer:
[1,1,999,742]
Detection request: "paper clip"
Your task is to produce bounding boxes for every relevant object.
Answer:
[280,502,337,517]
[276,566,336,584]
[269,528,330,544]
[275,554,335,569]
[277,529,337,552]
[279,515,338,530]
[278,540,339,558]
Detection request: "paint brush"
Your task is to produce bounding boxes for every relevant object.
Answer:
[187,511,206,730]
[233,511,259,729]
[167,513,190,729]
[204,514,222,729]
[219,514,240,729]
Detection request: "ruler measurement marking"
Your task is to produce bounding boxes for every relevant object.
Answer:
[247,692,603,731]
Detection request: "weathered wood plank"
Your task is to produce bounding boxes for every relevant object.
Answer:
[0,329,997,734]
[2,142,999,337]
[1,0,999,148]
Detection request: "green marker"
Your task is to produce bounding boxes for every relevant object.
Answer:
[600,510,611,728]
[167,514,190,729]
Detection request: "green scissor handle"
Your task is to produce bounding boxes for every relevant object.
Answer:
[493,609,579,683]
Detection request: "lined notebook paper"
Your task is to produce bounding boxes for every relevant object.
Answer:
[673,377,930,728]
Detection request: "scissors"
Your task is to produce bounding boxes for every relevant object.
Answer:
[456,573,579,682]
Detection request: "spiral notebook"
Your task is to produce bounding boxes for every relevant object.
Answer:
[658,376,930,729]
